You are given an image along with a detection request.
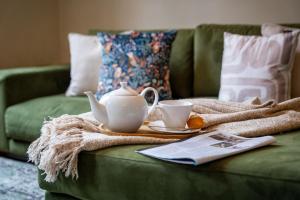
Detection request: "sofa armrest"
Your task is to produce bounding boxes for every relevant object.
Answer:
[0,64,70,106]
[0,64,70,152]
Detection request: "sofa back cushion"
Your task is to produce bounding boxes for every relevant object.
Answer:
[194,24,261,97]
[193,24,300,98]
[89,29,194,99]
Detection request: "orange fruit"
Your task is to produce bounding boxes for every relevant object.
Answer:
[187,115,204,129]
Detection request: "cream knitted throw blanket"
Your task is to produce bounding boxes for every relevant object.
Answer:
[27,97,300,182]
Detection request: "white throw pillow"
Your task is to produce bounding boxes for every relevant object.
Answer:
[219,31,299,103]
[262,24,300,98]
[66,33,102,96]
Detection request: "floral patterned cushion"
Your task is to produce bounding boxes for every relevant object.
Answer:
[96,30,177,101]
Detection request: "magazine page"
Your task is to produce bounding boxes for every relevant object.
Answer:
[137,131,276,165]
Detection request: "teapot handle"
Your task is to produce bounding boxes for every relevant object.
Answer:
[140,87,159,116]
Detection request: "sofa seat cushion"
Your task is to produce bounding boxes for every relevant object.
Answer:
[40,130,300,200]
[5,94,89,142]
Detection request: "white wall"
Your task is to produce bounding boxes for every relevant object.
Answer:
[58,0,300,63]
[0,0,60,68]
[0,0,299,67]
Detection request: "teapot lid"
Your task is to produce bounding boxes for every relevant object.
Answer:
[108,82,138,96]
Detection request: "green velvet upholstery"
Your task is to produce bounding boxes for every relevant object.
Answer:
[9,139,29,157]
[193,24,300,97]
[89,29,194,99]
[40,130,300,200]
[193,24,261,97]
[0,65,70,152]
[5,95,89,142]
[45,192,79,200]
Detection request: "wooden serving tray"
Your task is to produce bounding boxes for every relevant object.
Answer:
[98,124,200,140]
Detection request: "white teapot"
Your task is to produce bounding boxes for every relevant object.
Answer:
[85,82,158,132]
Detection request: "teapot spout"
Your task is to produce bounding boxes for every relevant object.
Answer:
[84,91,108,125]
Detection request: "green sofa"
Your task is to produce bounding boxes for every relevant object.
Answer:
[1,24,300,200]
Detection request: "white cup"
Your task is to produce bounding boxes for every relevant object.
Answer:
[158,100,193,128]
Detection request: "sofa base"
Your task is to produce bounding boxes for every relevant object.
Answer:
[0,150,27,162]
[0,139,29,162]
[45,192,79,200]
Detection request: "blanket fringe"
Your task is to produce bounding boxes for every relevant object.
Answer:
[27,115,88,182]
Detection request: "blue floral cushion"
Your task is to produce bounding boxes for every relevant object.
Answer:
[96,30,177,101]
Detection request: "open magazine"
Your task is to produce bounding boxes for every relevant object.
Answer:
[137,131,276,165]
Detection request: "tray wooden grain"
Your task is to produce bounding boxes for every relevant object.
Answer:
[98,124,200,140]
